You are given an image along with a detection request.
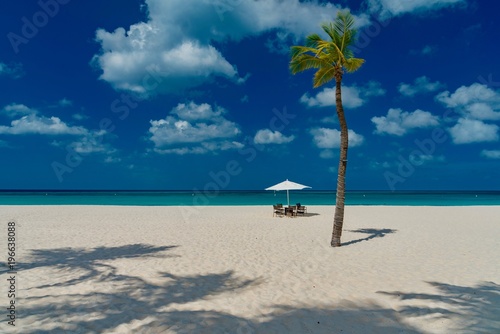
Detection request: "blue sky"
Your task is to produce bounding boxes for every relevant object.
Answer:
[1,0,499,191]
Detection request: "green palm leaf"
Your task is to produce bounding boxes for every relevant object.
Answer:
[290,54,328,74]
[313,67,336,88]
[289,10,364,87]
[344,58,365,72]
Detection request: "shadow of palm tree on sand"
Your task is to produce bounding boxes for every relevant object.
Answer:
[15,244,497,333]
[378,281,500,333]
[342,228,397,246]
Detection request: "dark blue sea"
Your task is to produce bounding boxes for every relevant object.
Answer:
[0,190,499,206]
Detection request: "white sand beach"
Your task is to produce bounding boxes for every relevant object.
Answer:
[2,205,500,333]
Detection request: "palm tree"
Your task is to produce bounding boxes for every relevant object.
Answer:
[290,11,365,247]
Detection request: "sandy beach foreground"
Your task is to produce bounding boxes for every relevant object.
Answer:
[1,205,499,333]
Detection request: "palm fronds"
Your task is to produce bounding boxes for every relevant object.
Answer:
[344,58,365,73]
[313,67,336,88]
[289,11,364,87]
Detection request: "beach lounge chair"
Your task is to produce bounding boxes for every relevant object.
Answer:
[296,203,307,216]
[285,205,296,217]
[273,204,285,217]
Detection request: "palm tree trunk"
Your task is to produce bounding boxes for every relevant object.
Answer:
[331,75,348,247]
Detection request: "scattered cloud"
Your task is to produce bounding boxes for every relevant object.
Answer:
[92,0,369,96]
[409,153,445,165]
[410,45,437,56]
[398,76,445,97]
[170,101,224,121]
[0,103,117,156]
[300,81,385,109]
[448,118,499,144]
[1,103,35,118]
[301,88,351,108]
[465,103,500,121]
[0,62,24,79]
[265,31,293,55]
[421,45,436,55]
[369,161,392,169]
[321,150,335,159]
[310,128,364,159]
[72,113,89,121]
[481,150,500,159]
[368,0,466,18]
[104,156,122,163]
[58,98,73,107]
[69,130,116,154]
[363,81,387,97]
[310,128,365,149]
[435,83,500,144]
[320,116,337,124]
[372,108,440,136]
[436,83,500,108]
[0,113,87,136]
[153,141,243,155]
[149,101,242,154]
[436,83,500,120]
[254,129,295,144]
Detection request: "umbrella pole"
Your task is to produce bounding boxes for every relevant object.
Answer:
[287,190,290,207]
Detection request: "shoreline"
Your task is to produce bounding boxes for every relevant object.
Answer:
[2,190,500,207]
[3,204,500,207]
[2,205,499,333]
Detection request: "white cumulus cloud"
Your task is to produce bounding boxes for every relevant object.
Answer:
[92,0,369,96]
[465,103,500,121]
[0,103,117,156]
[300,88,338,108]
[436,83,500,108]
[372,108,440,136]
[448,118,499,144]
[149,101,242,154]
[310,128,365,149]
[437,83,500,144]
[300,81,385,109]
[254,129,295,144]
[1,103,35,118]
[436,83,500,120]
[0,114,87,136]
[310,127,364,159]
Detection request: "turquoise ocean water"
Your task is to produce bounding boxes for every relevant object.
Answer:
[1,190,499,206]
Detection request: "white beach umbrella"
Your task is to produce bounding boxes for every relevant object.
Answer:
[265,179,311,206]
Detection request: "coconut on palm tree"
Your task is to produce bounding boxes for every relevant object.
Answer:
[290,11,365,247]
